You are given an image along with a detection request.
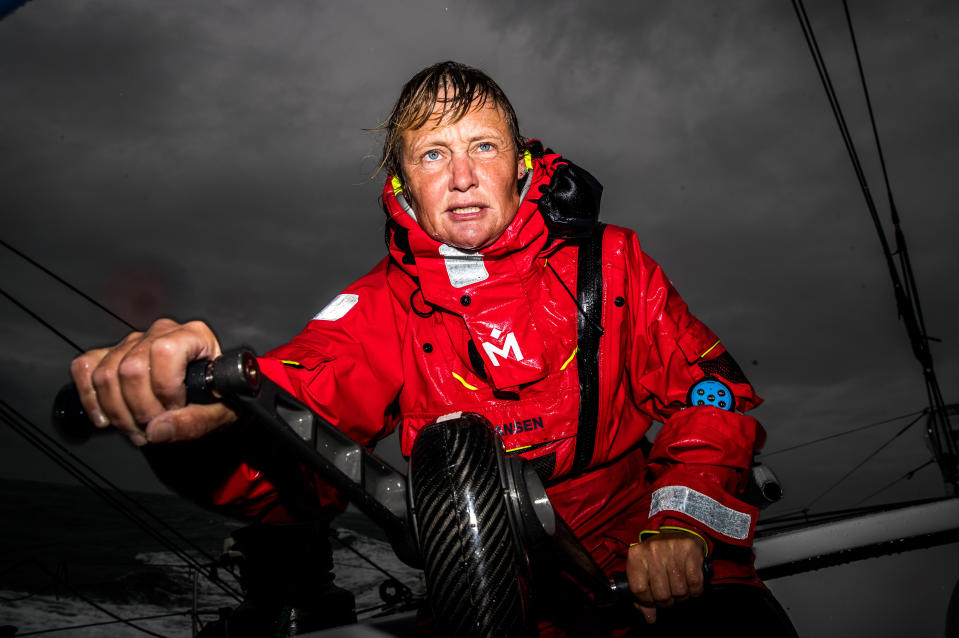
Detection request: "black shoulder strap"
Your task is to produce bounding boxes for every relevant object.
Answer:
[571,223,606,473]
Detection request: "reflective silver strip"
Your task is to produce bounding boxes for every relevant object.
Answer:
[313,294,359,321]
[649,485,751,540]
[439,244,489,288]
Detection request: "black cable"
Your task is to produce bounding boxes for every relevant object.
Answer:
[841,0,938,383]
[0,260,415,607]
[793,0,957,489]
[0,406,243,601]
[0,238,138,331]
[790,0,893,259]
[0,287,84,354]
[792,0,918,367]
[0,401,242,601]
[758,494,947,527]
[757,408,926,458]
[0,246,251,604]
[0,408,176,563]
[20,559,170,638]
[790,0,908,320]
[841,0,896,210]
[15,610,190,637]
[1,410,243,599]
[800,410,926,512]
[842,0,957,480]
[853,458,935,507]
[792,0,869,193]
[841,0,934,351]
[0,284,242,595]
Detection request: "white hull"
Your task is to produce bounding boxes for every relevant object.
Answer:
[755,498,959,637]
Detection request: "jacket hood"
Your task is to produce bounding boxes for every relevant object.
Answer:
[379,145,602,391]
[382,143,604,271]
[383,147,551,271]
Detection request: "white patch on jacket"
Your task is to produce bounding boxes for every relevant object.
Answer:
[313,294,359,321]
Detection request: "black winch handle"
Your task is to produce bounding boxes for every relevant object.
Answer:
[52,359,217,444]
[606,560,713,604]
[609,572,633,602]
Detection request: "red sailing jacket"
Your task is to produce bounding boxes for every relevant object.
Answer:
[163,150,767,586]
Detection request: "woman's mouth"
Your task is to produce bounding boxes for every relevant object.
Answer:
[448,205,485,218]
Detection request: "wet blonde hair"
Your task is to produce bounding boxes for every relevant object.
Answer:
[375,61,525,182]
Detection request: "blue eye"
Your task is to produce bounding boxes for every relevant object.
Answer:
[478,142,492,152]
[425,150,441,161]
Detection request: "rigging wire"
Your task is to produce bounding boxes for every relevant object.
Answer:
[0,238,138,332]
[0,287,85,354]
[757,408,926,458]
[758,494,947,527]
[798,410,926,513]
[14,611,191,637]
[840,0,897,218]
[791,0,957,492]
[0,401,242,599]
[840,0,956,479]
[840,0,932,347]
[15,558,170,638]
[0,400,243,601]
[790,0,884,235]
[0,247,402,608]
[853,458,935,507]
[0,272,244,597]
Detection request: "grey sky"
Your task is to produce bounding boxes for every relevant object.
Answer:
[1,0,957,518]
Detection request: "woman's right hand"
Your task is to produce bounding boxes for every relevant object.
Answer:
[70,318,237,446]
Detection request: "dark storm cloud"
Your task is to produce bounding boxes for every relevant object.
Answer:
[1,0,956,508]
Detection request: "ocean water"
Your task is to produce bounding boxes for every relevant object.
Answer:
[0,480,424,637]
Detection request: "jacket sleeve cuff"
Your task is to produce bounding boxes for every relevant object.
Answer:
[644,479,758,547]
